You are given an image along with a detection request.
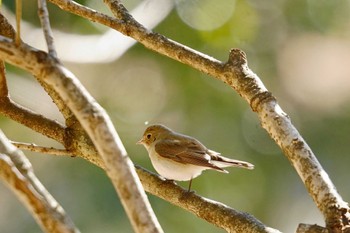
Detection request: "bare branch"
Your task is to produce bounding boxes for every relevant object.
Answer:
[0,130,80,233]
[0,97,66,143]
[49,0,120,27]
[0,13,14,97]
[11,141,72,156]
[15,0,22,45]
[37,0,57,58]
[0,13,16,39]
[0,60,7,97]
[296,224,328,233]
[136,165,281,233]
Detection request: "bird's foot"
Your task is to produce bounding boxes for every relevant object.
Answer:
[164,179,177,185]
[180,189,195,200]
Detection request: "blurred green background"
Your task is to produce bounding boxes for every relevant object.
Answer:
[1,0,350,232]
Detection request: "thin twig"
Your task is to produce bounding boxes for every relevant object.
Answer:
[15,0,22,45]
[11,141,73,156]
[0,130,80,233]
[37,0,57,58]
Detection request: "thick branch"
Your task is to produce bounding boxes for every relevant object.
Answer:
[0,130,80,233]
[136,166,280,233]
[0,97,66,143]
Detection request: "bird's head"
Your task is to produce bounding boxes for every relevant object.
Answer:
[137,124,172,148]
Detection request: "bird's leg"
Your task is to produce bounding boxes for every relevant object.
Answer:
[187,178,193,192]
[179,179,195,200]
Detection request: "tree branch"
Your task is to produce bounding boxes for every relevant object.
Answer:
[0,97,66,143]
[296,224,328,233]
[15,0,22,45]
[37,0,57,58]
[136,165,281,233]
[11,141,72,156]
[0,60,8,97]
[0,130,80,233]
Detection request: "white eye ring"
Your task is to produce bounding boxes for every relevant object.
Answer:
[146,134,152,139]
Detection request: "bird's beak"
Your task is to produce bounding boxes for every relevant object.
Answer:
[136,138,144,145]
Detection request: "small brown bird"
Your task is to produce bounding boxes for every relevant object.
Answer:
[137,124,254,191]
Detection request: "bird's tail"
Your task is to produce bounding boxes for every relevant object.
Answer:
[208,150,254,170]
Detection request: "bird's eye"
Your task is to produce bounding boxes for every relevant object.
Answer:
[146,133,152,139]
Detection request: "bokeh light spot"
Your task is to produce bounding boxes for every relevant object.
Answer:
[175,0,236,31]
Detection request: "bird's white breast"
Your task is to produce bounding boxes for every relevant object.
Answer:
[146,145,207,181]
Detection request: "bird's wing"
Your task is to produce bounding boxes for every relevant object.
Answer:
[155,139,226,171]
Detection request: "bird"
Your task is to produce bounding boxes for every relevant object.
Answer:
[137,124,254,191]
